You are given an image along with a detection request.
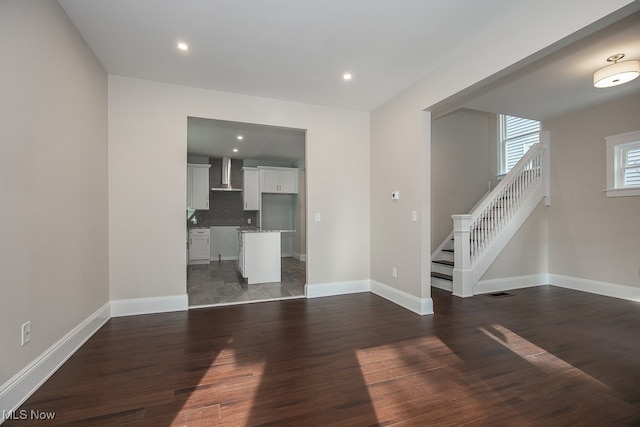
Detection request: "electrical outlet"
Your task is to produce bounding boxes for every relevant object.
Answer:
[392,267,397,278]
[21,321,31,346]
[247,218,251,224]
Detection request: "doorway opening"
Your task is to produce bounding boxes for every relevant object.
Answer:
[186,117,307,307]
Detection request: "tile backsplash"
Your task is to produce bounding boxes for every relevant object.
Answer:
[190,158,258,227]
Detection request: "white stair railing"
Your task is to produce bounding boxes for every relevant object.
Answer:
[452,132,550,297]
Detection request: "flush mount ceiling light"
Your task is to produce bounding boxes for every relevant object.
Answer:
[342,72,352,81]
[177,42,189,51]
[233,148,238,153]
[237,135,243,140]
[593,54,640,88]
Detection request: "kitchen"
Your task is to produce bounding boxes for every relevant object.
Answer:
[186,117,307,307]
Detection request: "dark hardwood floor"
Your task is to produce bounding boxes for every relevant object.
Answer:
[5,286,640,426]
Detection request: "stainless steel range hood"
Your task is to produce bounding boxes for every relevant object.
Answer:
[211,157,242,191]
[222,157,231,185]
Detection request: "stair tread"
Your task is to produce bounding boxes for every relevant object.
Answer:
[433,259,454,266]
[431,272,453,281]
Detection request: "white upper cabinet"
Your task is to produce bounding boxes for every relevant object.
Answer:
[258,166,298,194]
[243,167,260,210]
[260,168,280,193]
[187,163,211,210]
[278,168,298,193]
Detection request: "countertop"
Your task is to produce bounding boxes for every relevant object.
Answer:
[237,227,295,233]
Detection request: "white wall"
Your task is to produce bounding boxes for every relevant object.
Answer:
[262,194,295,256]
[108,76,370,301]
[545,93,640,288]
[370,0,635,301]
[431,109,493,252]
[296,170,307,260]
[481,201,548,281]
[0,0,108,386]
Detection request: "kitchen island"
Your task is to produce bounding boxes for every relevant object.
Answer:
[237,228,294,284]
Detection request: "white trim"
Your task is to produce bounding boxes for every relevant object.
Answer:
[431,187,491,261]
[209,256,237,261]
[0,303,110,419]
[431,277,453,292]
[605,130,640,197]
[304,280,434,316]
[474,274,548,295]
[604,187,640,198]
[189,294,305,309]
[110,295,188,317]
[292,252,307,262]
[304,280,370,298]
[549,274,640,302]
[431,231,454,261]
[371,280,433,315]
[473,185,546,285]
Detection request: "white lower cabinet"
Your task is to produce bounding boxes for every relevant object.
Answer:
[188,229,210,264]
[237,231,281,284]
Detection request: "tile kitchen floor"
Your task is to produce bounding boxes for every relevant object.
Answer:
[187,257,306,307]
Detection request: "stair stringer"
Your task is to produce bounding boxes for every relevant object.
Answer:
[470,181,546,292]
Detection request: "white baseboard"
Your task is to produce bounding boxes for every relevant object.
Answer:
[371,280,433,315]
[292,252,307,262]
[474,274,548,295]
[209,256,236,262]
[0,303,110,419]
[431,277,453,292]
[110,295,188,317]
[305,280,433,316]
[305,280,370,298]
[549,274,640,302]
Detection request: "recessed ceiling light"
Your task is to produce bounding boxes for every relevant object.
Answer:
[233,148,238,153]
[237,135,243,140]
[343,73,353,81]
[177,42,189,51]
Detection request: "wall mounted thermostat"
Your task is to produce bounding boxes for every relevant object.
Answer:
[391,191,400,200]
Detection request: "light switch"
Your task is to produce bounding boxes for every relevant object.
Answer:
[391,191,400,200]
[315,212,322,222]
[411,210,417,222]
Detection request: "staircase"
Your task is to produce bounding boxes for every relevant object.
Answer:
[431,233,455,291]
[431,132,550,297]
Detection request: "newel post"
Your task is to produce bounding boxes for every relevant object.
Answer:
[452,214,473,298]
[541,131,551,206]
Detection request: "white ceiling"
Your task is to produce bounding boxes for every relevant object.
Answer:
[187,117,305,163]
[58,0,532,112]
[444,10,640,121]
[58,1,640,159]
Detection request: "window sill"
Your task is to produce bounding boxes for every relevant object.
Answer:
[604,187,640,198]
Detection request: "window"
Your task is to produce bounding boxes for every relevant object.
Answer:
[605,130,640,197]
[498,114,540,175]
